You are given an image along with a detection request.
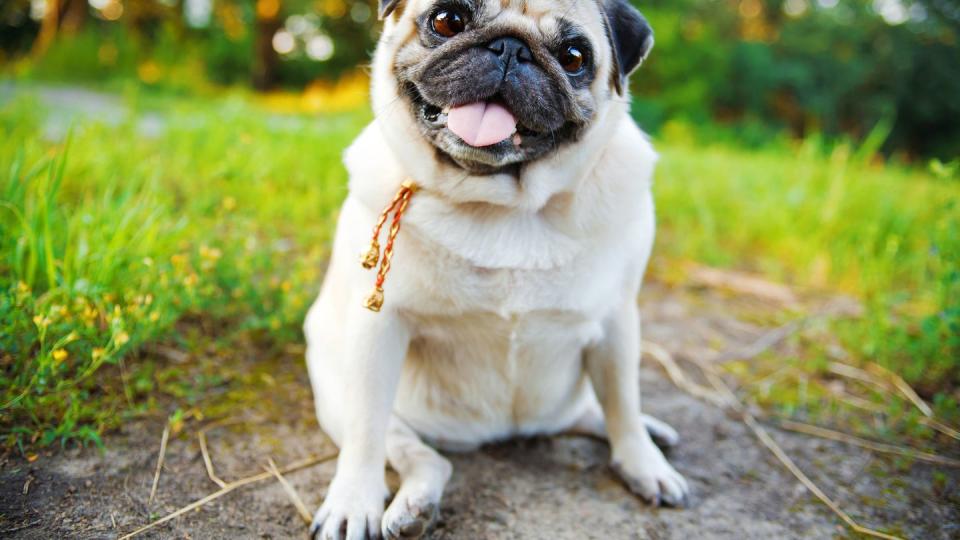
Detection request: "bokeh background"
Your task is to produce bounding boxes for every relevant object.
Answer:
[4,0,960,156]
[0,1,957,453]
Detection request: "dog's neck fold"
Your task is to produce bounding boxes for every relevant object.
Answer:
[344,99,650,270]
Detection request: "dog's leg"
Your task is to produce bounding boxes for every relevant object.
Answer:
[584,301,690,507]
[311,305,411,540]
[381,417,452,539]
[568,391,680,449]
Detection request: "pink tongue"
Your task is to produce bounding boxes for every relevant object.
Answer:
[447,101,517,147]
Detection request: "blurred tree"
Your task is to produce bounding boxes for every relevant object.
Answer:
[633,0,960,158]
[32,0,60,56]
[0,1,38,58]
[203,0,262,86]
[61,0,89,34]
[126,0,184,38]
[2,0,957,157]
[30,0,91,56]
[254,0,283,89]
[269,0,377,87]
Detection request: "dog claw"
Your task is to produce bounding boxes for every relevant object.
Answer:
[382,500,438,539]
[610,449,690,510]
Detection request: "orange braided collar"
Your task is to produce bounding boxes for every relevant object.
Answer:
[360,179,419,312]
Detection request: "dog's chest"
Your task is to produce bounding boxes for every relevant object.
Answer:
[390,237,628,444]
[397,305,601,445]
[391,226,627,317]
[402,259,609,381]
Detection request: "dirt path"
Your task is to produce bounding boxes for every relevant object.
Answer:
[2,284,958,539]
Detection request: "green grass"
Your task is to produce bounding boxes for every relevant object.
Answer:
[0,87,957,451]
[0,90,367,449]
[654,122,959,392]
[654,124,959,437]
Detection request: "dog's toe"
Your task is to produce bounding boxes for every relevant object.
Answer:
[610,439,691,509]
[382,496,438,539]
[310,479,385,540]
[656,472,690,507]
[311,510,382,540]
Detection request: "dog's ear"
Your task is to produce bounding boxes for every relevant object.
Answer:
[602,0,654,94]
[379,0,403,19]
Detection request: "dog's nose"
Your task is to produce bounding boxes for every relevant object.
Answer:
[486,36,532,64]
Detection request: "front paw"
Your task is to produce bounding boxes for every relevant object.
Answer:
[611,437,690,508]
[381,493,438,539]
[311,473,388,540]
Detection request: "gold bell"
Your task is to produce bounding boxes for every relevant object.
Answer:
[361,241,380,269]
[364,287,384,312]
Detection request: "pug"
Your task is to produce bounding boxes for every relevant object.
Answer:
[304,0,689,538]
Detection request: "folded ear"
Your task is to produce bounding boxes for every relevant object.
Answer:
[602,0,654,94]
[379,0,403,19]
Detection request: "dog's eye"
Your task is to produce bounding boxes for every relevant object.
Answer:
[431,10,466,37]
[559,45,584,73]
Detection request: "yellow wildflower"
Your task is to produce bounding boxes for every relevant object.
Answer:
[199,245,222,261]
[52,349,68,362]
[115,332,130,346]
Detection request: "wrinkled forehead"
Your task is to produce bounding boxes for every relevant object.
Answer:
[406,0,608,44]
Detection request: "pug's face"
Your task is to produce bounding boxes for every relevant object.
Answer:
[377,0,653,174]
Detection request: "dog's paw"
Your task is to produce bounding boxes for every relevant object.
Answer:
[311,474,387,540]
[611,437,689,508]
[381,492,438,539]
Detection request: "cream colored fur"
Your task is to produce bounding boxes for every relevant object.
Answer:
[304,1,689,538]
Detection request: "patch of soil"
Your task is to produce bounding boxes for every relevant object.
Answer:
[2,284,958,539]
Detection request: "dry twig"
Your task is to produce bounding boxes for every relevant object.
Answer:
[825,386,887,414]
[714,320,803,363]
[693,360,903,540]
[826,362,890,392]
[777,420,960,468]
[920,418,960,442]
[648,341,903,540]
[148,425,170,505]
[119,451,338,540]
[198,431,227,488]
[737,409,901,540]
[642,340,724,407]
[865,362,932,418]
[687,264,800,306]
[829,362,959,441]
[265,457,313,524]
